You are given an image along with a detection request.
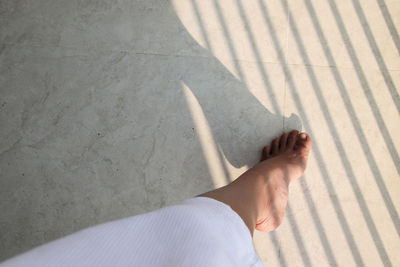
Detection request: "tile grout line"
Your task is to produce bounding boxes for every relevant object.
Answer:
[282,0,291,132]
[1,42,400,72]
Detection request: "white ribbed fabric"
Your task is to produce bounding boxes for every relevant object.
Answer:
[1,197,264,267]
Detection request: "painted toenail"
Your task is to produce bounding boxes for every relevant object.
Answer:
[300,133,307,140]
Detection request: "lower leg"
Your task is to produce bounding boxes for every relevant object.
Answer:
[199,130,311,236]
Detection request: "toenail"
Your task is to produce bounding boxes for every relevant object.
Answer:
[300,133,307,140]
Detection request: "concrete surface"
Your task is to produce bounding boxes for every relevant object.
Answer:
[0,0,399,266]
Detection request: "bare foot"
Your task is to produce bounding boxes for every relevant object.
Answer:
[199,130,311,235]
[253,130,311,232]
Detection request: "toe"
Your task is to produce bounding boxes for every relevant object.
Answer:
[296,132,312,154]
[287,130,299,149]
[261,146,271,161]
[279,132,288,152]
[272,138,279,155]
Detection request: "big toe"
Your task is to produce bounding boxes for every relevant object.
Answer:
[295,132,312,155]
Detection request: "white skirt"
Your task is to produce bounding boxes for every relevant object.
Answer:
[1,197,263,267]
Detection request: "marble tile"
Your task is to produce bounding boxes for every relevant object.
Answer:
[286,0,400,70]
[0,0,288,63]
[172,0,288,63]
[0,43,287,260]
[271,64,400,266]
[1,0,399,265]
[0,0,201,53]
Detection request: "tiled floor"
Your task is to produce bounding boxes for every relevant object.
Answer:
[0,0,399,266]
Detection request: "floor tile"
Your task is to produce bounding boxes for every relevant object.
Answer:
[1,0,399,265]
[172,0,288,63]
[278,63,400,266]
[0,0,288,63]
[286,0,400,70]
